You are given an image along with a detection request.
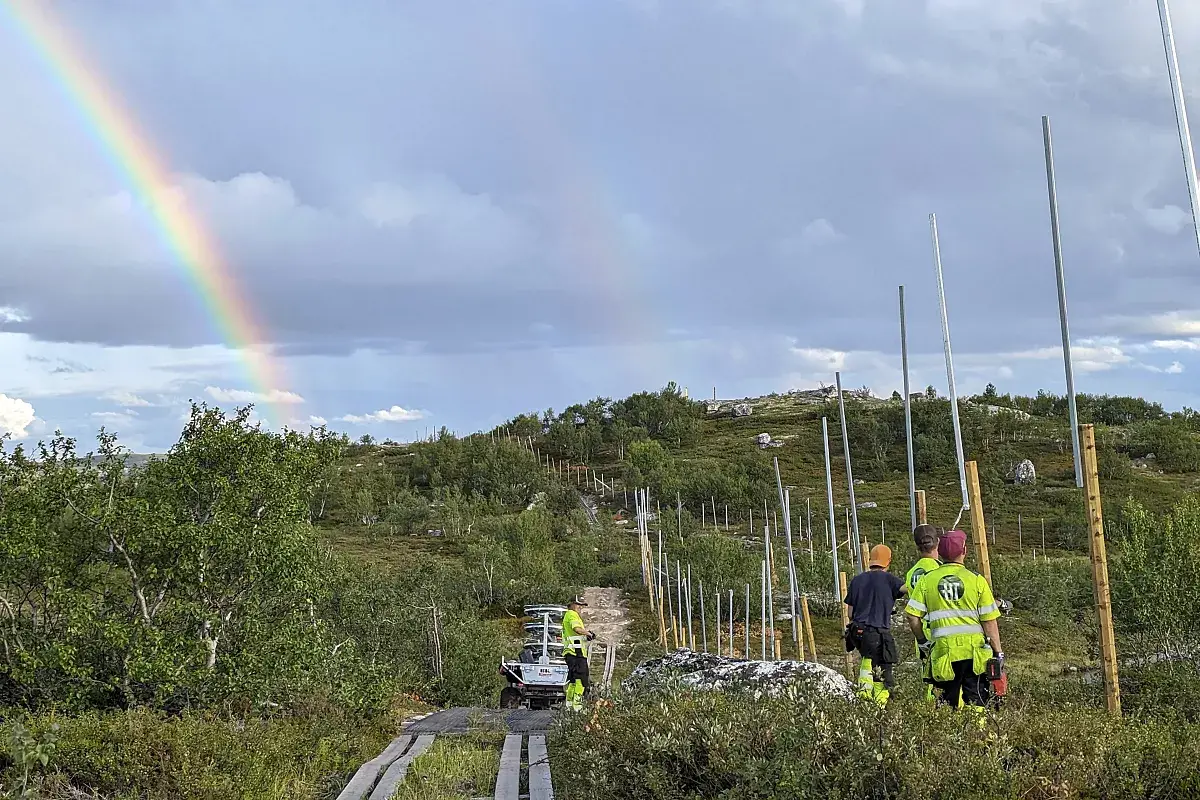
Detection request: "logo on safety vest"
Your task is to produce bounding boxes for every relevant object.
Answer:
[938,575,966,603]
[909,568,927,588]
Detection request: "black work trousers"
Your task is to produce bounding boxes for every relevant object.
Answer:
[854,626,898,689]
[933,658,991,708]
[565,654,590,695]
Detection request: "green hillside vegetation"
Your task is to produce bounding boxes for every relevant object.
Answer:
[3,383,1200,797]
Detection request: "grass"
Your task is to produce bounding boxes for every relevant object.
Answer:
[391,730,505,800]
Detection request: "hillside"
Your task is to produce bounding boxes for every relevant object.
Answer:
[4,387,1200,797]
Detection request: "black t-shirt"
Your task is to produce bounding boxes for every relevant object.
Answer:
[844,568,904,629]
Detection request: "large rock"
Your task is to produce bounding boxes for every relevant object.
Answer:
[622,649,853,700]
[1013,459,1037,486]
[732,403,753,417]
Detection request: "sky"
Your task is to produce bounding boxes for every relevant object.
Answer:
[2,0,1200,451]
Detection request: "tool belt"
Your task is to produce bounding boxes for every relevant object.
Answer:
[845,624,898,665]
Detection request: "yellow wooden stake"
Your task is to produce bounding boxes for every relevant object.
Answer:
[964,461,993,587]
[915,490,927,525]
[800,594,817,662]
[1081,423,1121,715]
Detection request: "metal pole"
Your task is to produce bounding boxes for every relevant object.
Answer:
[700,579,708,653]
[765,527,776,660]
[715,588,721,655]
[785,487,799,646]
[899,285,917,527]
[774,458,799,646]
[930,213,970,510]
[1157,0,1200,261]
[729,588,735,657]
[686,563,694,649]
[1042,115,1085,489]
[822,417,841,600]
[760,560,768,660]
[676,560,684,643]
[744,583,751,659]
[834,371,863,571]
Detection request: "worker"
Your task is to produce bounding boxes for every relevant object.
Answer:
[562,597,596,711]
[843,544,905,705]
[906,524,942,702]
[904,530,1004,716]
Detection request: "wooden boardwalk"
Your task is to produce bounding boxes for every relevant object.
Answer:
[335,710,556,799]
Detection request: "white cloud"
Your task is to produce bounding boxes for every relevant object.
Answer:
[778,218,845,256]
[0,307,28,324]
[102,390,153,407]
[308,415,328,426]
[204,386,306,405]
[1167,361,1185,374]
[339,405,426,424]
[1143,204,1189,235]
[788,345,848,372]
[0,395,35,439]
[91,410,138,425]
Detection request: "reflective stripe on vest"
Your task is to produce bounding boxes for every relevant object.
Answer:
[920,564,989,642]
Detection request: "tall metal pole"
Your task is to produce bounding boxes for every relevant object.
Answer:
[760,560,767,661]
[1042,115,1084,489]
[822,417,841,600]
[1157,0,1200,260]
[729,588,735,657]
[785,488,799,646]
[774,457,799,645]
[930,213,970,511]
[899,285,917,526]
[744,584,751,659]
[699,579,708,654]
[834,371,863,570]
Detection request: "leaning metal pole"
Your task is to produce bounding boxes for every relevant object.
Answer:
[774,457,799,645]
[835,371,863,570]
[822,417,841,600]
[1041,115,1084,488]
[899,285,918,527]
[930,213,970,513]
[1157,0,1200,260]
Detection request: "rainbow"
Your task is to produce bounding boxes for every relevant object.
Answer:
[0,1,292,425]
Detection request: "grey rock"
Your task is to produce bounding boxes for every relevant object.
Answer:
[857,501,878,509]
[1013,459,1037,486]
[732,403,753,417]
[622,649,854,700]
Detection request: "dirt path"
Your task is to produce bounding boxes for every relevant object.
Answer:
[581,586,630,646]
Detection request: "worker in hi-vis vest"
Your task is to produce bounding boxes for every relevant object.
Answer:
[562,597,595,711]
[905,524,942,703]
[905,530,1004,716]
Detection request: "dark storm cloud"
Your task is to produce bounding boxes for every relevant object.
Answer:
[4,0,1200,441]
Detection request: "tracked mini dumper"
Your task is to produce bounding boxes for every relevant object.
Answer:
[498,605,570,710]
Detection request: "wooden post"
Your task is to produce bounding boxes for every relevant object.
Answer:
[964,461,993,587]
[1081,423,1121,715]
[860,539,871,572]
[801,594,817,662]
[915,490,927,525]
[839,571,854,676]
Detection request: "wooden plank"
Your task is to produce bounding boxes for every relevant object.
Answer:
[915,490,927,525]
[335,735,413,800]
[494,734,522,800]
[964,461,993,587]
[800,594,817,662]
[839,572,854,677]
[369,734,436,800]
[1080,424,1121,714]
[527,735,554,800]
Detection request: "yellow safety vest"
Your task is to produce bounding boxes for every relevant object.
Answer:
[562,610,587,657]
[906,557,942,640]
[904,563,999,681]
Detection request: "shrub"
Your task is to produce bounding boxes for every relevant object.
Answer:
[550,690,1200,799]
